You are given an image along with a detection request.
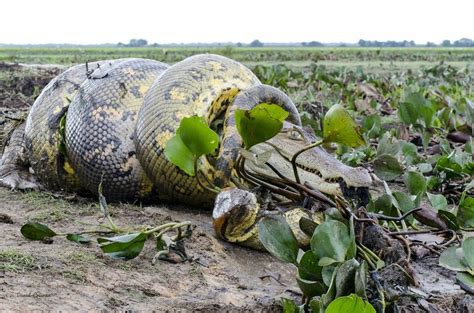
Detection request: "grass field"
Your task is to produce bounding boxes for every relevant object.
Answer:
[1,47,473,71]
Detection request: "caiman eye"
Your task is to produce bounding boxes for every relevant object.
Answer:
[289,130,303,140]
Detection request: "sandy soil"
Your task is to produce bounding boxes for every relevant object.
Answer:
[0,188,299,311]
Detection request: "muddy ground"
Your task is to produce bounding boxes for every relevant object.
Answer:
[0,63,472,311]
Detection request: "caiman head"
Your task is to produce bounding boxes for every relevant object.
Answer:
[247,121,373,197]
[212,85,372,248]
[214,84,372,199]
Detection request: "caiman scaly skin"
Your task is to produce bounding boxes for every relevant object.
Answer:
[65,58,169,201]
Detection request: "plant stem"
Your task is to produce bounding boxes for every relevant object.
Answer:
[291,139,324,184]
[144,221,191,235]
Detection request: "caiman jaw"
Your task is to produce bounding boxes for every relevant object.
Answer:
[245,122,373,197]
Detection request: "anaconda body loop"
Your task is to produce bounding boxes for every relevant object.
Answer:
[135,54,261,205]
[65,58,169,201]
[24,61,113,191]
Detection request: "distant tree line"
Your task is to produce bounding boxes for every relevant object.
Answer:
[358,38,474,48]
[117,39,149,47]
[440,38,474,47]
[111,38,474,48]
[358,39,416,47]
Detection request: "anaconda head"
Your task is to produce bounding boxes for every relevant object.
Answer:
[246,121,373,198]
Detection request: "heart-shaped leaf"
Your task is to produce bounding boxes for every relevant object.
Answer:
[427,193,448,211]
[439,246,466,272]
[98,232,147,260]
[404,171,426,196]
[179,116,219,157]
[457,272,474,294]
[21,222,57,240]
[457,197,474,228]
[258,215,299,264]
[462,237,474,271]
[323,103,365,148]
[311,220,351,265]
[296,276,327,298]
[298,250,323,281]
[335,258,359,297]
[235,103,289,149]
[373,154,403,181]
[164,129,195,176]
[326,294,376,313]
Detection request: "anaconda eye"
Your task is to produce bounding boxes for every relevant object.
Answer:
[289,130,303,140]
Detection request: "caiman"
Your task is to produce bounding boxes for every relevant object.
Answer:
[0,54,372,249]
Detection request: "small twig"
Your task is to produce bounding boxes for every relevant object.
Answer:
[370,208,422,222]
[370,271,386,312]
[394,235,412,264]
[259,273,287,287]
[291,139,324,184]
[409,242,441,256]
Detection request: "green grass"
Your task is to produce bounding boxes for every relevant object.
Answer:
[1,47,474,66]
[0,249,37,272]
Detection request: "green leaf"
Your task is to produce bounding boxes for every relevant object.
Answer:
[457,272,474,294]
[235,103,288,149]
[355,261,368,298]
[404,171,426,196]
[457,197,474,228]
[311,220,351,265]
[462,237,474,270]
[439,246,466,272]
[398,101,418,125]
[164,131,195,176]
[298,250,323,281]
[309,299,321,313]
[392,191,416,213]
[296,276,327,298]
[347,217,357,260]
[427,193,448,211]
[361,114,381,138]
[179,116,219,157]
[21,222,57,240]
[321,266,338,309]
[326,294,376,313]
[373,154,403,181]
[335,258,359,297]
[437,210,460,231]
[368,194,393,214]
[97,232,147,260]
[323,103,365,148]
[401,141,418,165]
[66,234,91,244]
[322,264,338,287]
[258,215,299,264]
[377,134,400,157]
[281,298,299,313]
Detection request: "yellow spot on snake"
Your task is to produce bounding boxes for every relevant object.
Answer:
[139,84,149,96]
[63,161,76,175]
[170,89,187,101]
[155,130,174,147]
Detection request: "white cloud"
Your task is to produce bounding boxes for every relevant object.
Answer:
[1,0,472,44]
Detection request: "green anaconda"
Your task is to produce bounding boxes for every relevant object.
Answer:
[0,54,372,249]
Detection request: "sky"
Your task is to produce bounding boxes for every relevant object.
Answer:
[1,0,473,45]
